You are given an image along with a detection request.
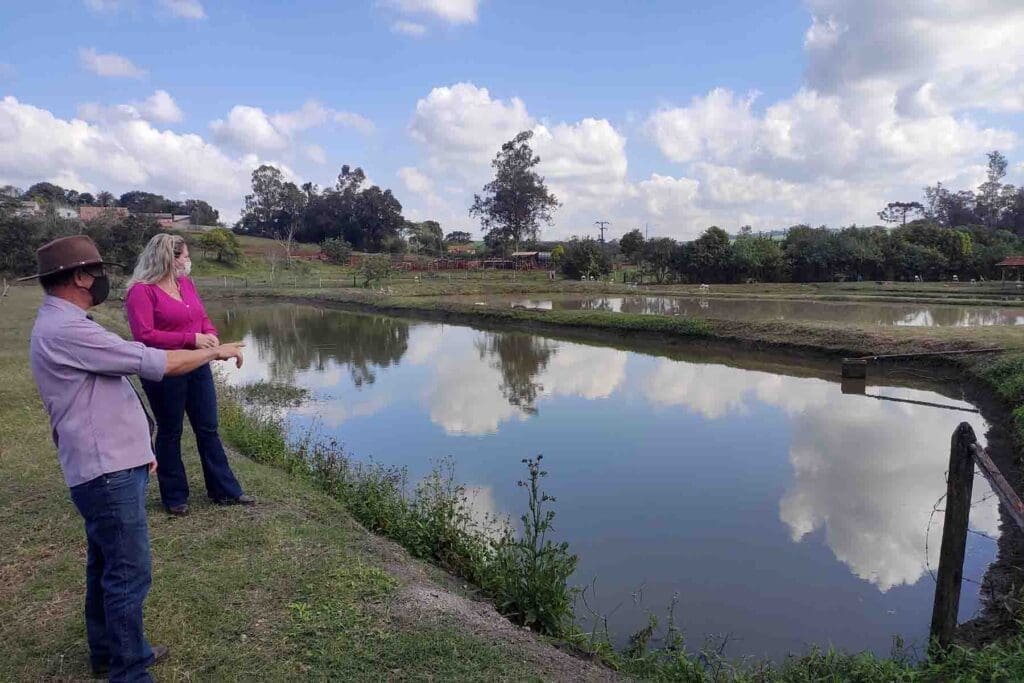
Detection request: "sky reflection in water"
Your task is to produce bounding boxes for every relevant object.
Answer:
[213,304,1000,658]
[487,294,1024,327]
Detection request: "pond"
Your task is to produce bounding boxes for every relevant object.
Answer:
[211,303,1002,659]
[458,294,1024,327]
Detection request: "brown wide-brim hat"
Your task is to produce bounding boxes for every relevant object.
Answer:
[16,234,125,281]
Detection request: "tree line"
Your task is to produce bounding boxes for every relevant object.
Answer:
[594,221,1020,285]
[234,164,457,259]
[553,150,1024,284]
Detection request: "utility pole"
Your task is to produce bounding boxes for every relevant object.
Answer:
[595,220,611,243]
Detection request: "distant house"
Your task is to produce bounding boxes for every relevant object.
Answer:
[138,213,192,228]
[995,256,1024,281]
[54,204,77,219]
[79,206,130,222]
[13,200,41,218]
[510,251,552,270]
[446,243,477,255]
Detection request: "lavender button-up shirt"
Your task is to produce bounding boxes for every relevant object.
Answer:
[30,295,168,488]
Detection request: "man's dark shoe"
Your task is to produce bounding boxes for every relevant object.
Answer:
[216,494,256,506]
[167,503,189,516]
[91,646,168,676]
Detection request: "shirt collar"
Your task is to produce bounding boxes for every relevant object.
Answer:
[42,295,91,319]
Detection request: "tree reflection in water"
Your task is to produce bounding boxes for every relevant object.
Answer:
[218,306,409,386]
[475,333,557,415]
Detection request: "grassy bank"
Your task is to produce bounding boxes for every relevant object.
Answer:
[0,287,607,681]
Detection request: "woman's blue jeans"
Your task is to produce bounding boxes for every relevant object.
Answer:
[141,363,243,508]
[69,465,155,682]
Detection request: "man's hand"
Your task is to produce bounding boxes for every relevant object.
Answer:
[149,459,158,475]
[195,333,219,349]
[214,342,245,369]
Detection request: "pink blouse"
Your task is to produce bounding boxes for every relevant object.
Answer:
[125,277,218,350]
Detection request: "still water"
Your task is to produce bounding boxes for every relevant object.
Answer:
[212,303,1001,659]
[466,294,1024,327]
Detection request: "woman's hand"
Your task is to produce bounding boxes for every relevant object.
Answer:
[214,342,245,369]
[195,333,220,348]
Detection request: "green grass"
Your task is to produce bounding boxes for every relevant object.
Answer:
[0,287,567,681]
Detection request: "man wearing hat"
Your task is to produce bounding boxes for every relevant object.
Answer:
[24,235,245,682]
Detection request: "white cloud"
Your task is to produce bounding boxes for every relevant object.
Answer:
[270,100,330,136]
[211,100,373,155]
[136,89,183,123]
[334,111,376,134]
[210,105,289,153]
[392,20,428,37]
[804,0,1024,113]
[633,2,1024,236]
[77,90,182,126]
[388,0,479,24]
[647,89,760,165]
[410,83,532,175]
[305,144,327,165]
[0,95,268,223]
[161,0,206,19]
[398,166,434,197]
[79,48,147,79]
[84,0,122,11]
[637,357,1000,592]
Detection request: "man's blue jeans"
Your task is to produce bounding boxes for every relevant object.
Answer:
[142,363,243,508]
[69,465,155,682]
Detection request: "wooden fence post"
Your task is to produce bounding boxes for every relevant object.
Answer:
[929,421,977,653]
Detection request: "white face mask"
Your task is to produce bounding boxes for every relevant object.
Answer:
[177,258,192,277]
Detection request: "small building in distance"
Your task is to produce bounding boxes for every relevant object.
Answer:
[511,251,552,270]
[137,213,192,228]
[995,256,1024,282]
[79,206,130,222]
[13,200,41,218]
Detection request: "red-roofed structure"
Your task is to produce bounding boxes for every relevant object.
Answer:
[79,206,129,222]
[996,256,1024,283]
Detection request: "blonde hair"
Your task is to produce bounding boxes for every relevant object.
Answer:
[127,234,186,289]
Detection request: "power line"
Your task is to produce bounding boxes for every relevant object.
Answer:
[595,220,611,243]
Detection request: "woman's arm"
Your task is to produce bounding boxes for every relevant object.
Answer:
[125,285,195,349]
[183,278,218,337]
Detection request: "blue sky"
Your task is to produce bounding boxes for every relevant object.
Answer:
[1,1,1022,238]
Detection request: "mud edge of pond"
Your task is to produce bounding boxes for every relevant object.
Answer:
[209,288,1024,647]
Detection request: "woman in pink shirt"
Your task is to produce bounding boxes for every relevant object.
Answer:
[125,234,253,515]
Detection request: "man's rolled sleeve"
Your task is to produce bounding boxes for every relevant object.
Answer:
[139,347,167,382]
[54,319,165,379]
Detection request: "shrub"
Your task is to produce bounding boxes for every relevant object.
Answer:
[196,228,242,264]
[560,237,611,280]
[321,237,353,265]
[359,254,392,287]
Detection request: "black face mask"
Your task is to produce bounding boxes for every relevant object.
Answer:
[84,274,110,306]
